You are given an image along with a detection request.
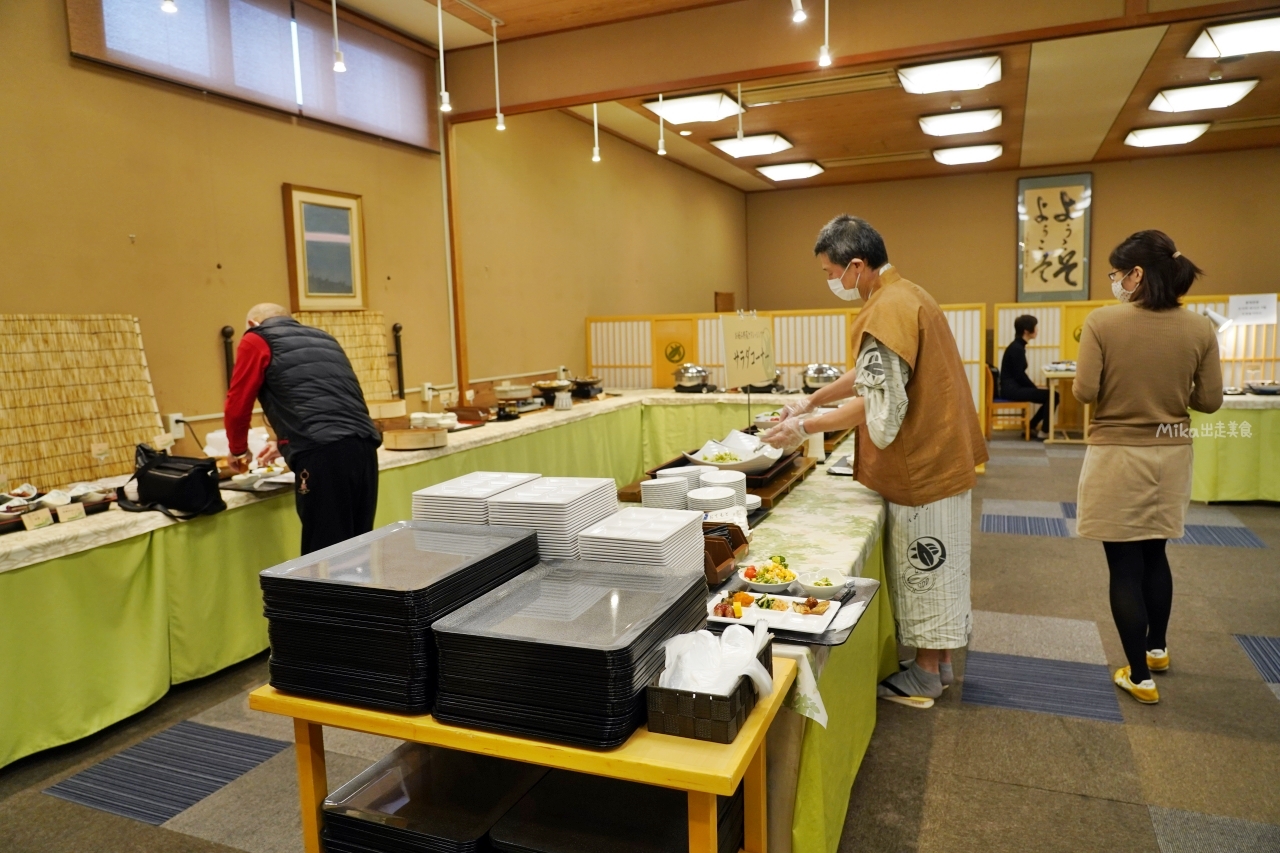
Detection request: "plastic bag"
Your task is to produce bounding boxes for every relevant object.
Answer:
[658,622,773,697]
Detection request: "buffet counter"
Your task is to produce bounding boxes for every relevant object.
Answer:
[1191,393,1280,502]
[1,388,890,819]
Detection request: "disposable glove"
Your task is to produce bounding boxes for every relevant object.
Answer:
[761,416,809,451]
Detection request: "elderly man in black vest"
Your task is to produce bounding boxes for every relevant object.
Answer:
[224,303,382,553]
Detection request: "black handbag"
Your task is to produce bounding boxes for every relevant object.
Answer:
[116,444,227,519]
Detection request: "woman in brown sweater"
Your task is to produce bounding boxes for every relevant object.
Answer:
[1074,230,1223,705]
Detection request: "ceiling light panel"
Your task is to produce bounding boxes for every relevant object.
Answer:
[1124,124,1210,147]
[1149,79,1258,112]
[1187,16,1280,59]
[642,92,742,125]
[757,162,825,180]
[932,144,1003,164]
[711,133,794,157]
[898,56,1001,94]
[918,108,1002,136]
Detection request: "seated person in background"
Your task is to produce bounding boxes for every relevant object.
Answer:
[999,314,1055,439]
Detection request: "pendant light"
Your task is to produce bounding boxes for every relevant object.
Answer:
[492,20,504,130]
[331,0,345,72]
[736,84,744,140]
[592,103,601,162]
[161,0,177,12]
[790,0,806,23]
[818,0,831,66]
[657,94,666,155]
[437,1,451,112]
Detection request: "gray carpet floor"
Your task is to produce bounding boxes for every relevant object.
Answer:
[0,436,1276,852]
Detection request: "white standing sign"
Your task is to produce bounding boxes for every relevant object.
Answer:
[720,314,776,390]
[1227,293,1277,326]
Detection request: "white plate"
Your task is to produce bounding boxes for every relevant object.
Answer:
[706,593,842,634]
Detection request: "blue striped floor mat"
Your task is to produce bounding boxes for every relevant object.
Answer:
[1235,635,1280,683]
[961,651,1125,723]
[1172,525,1267,548]
[980,515,1070,537]
[44,721,288,824]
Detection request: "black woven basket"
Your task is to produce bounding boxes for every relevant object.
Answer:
[646,638,773,744]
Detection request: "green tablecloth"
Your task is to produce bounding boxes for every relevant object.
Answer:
[1191,408,1280,502]
[791,537,898,853]
[1,395,894,823]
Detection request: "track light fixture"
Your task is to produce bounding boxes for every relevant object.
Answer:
[790,0,806,23]
[161,0,177,12]
[491,20,504,129]
[331,0,345,72]
[592,103,601,162]
[818,0,831,66]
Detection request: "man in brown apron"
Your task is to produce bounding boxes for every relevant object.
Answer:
[762,215,988,709]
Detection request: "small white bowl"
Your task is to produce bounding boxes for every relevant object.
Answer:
[797,569,847,600]
[231,472,260,487]
[37,490,72,508]
[745,494,762,512]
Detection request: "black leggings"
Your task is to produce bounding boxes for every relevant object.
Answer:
[1102,540,1173,682]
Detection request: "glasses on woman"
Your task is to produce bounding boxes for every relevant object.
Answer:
[1108,269,1129,283]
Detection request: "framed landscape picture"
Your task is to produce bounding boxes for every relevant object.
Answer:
[1016,173,1092,303]
[283,184,367,311]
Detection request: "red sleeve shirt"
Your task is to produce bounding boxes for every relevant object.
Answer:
[224,333,271,455]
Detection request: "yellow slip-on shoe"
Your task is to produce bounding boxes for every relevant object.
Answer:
[1147,649,1169,673]
[1114,666,1159,704]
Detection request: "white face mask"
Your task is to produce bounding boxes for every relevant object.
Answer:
[1111,274,1132,303]
[827,260,862,301]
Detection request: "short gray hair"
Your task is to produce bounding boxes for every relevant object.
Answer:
[813,215,888,268]
[246,303,290,325]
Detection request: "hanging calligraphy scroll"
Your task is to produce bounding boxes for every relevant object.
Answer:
[1016,173,1092,303]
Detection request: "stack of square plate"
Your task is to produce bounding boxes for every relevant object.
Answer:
[486,478,618,560]
[700,470,747,506]
[412,472,541,525]
[432,561,708,748]
[640,477,688,509]
[490,770,743,853]
[577,507,704,575]
[260,521,539,713]
[323,742,547,853]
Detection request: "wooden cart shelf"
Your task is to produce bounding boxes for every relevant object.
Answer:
[248,658,796,853]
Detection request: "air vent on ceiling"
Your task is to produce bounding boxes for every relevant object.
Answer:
[741,70,899,106]
[1209,114,1280,132]
[821,150,931,168]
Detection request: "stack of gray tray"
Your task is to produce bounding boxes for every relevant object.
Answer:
[432,561,707,748]
[260,521,539,713]
[490,770,743,853]
[323,742,547,853]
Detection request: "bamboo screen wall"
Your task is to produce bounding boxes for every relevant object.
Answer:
[294,311,395,401]
[0,315,162,489]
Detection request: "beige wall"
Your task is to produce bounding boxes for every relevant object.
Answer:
[453,110,747,380]
[0,1,453,454]
[747,147,1280,313]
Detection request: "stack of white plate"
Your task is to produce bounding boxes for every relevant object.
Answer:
[640,477,688,509]
[577,507,705,574]
[411,471,541,524]
[487,477,619,559]
[661,465,715,491]
[687,486,736,512]
[700,470,746,506]
[745,494,762,512]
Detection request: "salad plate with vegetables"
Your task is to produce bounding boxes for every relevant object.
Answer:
[739,554,797,592]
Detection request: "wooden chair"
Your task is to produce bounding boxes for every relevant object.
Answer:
[986,365,1034,441]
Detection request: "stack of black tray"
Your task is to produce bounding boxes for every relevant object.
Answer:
[323,743,547,853]
[490,770,743,853]
[260,521,539,713]
[432,561,707,748]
